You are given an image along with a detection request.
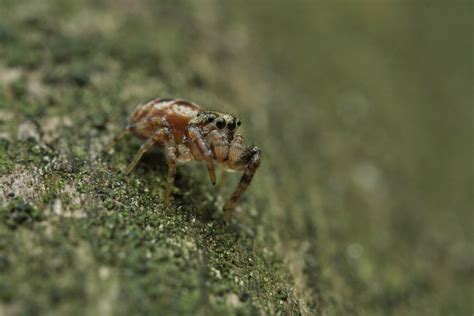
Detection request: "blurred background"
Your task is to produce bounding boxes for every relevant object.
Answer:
[0,0,472,315]
[226,1,474,314]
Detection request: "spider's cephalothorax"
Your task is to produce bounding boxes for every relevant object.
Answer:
[108,98,261,221]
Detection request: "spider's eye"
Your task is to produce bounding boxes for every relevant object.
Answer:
[215,117,226,129]
[236,119,241,126]
[207,114,216,122]
[227,120,236,130]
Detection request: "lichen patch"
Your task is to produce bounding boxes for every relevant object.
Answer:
[0,165,42,204]
[17,121,41,143]
[40,116,73,145]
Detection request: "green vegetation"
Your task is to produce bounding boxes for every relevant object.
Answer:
[1,0,472,315]
[0,1,302,314]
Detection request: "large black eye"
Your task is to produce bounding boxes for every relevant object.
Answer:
[215,117,226,129]
[227,120,236,130]
[207,114,216,122]
[236,119,241,126]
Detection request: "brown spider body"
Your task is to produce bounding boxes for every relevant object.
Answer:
[108,97,261,221]
[128,98,200,143]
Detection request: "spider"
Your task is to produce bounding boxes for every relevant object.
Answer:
[108,97,261,221]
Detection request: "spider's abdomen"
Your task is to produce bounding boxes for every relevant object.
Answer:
[128,98,201,143]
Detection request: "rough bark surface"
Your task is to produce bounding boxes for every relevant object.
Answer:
[0,1,316,315]
[1,1,473,315]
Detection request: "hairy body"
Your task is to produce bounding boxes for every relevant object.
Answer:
[108,98,261,221]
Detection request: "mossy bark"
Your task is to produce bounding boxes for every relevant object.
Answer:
[2,1,473,315]
[0,1,315,314]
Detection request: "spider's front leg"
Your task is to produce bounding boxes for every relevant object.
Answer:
[207,130,231,188]
[223,138,262,221]
[185,125,217,185]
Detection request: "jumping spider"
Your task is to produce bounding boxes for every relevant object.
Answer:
[108,98,261,221]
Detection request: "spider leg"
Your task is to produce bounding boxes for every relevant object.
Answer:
[106,119,153,153]
[124,137,156,175]
[207,130,230,191]
[124,117,178,204]
[157,126,178,204]
[185,125,217,185]
[218,169,228,191]
[106,130,128,153]
[121,118,160,174]
[223,145,261,221]
[106,128,132,153]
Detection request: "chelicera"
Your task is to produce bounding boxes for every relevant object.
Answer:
[108,98,261,221]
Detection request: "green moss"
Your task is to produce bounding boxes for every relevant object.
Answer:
[0,198,44,229]
[0,1,303,314]
[0,140,14,174]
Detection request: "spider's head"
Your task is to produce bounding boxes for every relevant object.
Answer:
[191,111,241,136]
